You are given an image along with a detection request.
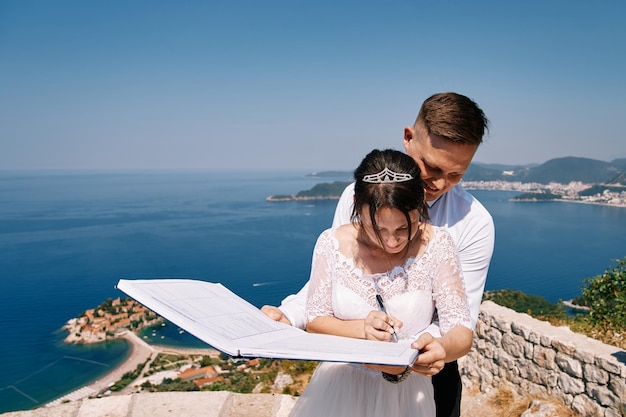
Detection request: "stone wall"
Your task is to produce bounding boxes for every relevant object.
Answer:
[460,301,626,417]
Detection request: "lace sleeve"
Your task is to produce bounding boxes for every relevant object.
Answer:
[305,229,337,323]
[431,229,472,334]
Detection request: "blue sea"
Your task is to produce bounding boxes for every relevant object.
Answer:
[1,171,625,413]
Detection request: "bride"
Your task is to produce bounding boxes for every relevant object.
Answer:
[288,149,473,417]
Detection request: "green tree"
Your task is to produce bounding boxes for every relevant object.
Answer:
[581,257,626,330]
[200,356,218,367]
[99,298,114,313]
[156,378,199,392]
[226,372,255,393]
[205,380,231,391]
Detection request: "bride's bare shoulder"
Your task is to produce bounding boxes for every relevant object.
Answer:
[331,224,358,246]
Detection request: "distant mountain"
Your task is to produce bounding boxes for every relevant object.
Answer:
[519,157,621,184]
[462,164,510,181]
[295,181,351,198]
[308,156,625,185]
[467,157,624,185]
[609,171,626,185]
[267,181,350,201]
[610,158,626,170]
[471,162,538,171]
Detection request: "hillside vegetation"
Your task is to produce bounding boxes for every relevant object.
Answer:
[485,257,626,349]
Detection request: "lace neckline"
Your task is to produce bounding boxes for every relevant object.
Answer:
[330,231,435,281]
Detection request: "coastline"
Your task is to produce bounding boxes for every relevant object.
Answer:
[47,331,220,407]
[509,197,626,208]
[266,195,341,202]
[562,299,591,311]
[86,331,155,393]
[46,331,154,406]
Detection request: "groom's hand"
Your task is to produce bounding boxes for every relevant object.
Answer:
[261,305,292,325]
[409,333,445,376]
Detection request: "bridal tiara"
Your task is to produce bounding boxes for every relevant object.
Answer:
[362,167,413,184]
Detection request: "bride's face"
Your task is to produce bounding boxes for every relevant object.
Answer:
[360,205,420,254]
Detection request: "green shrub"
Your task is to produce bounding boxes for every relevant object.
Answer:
[581,257,626,331]
[205,380,231,391]
[200,356,218,367]
[155,378,199,392]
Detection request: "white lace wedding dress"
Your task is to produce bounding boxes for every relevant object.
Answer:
[288,226,471,417]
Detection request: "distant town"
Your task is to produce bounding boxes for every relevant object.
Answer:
[269,155,626,207]
[462,180,626,207]
[267,179,626,207]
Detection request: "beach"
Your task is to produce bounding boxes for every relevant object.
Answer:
[47,331,219,406]
[87,331,155,393]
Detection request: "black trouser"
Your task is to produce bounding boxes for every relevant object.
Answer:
[432,360,461,417]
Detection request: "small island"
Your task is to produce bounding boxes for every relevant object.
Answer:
[509,191,562,202]
[58,298,318,403]
[63,297,162,344]
[266,181,350,202]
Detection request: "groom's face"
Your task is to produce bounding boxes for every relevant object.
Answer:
[403,123,478,202]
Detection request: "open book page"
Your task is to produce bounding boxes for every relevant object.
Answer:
[117,278,419,366]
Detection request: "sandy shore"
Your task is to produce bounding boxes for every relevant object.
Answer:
[45,331,221,406]
[85,331,220,394]
[86,331,157,393]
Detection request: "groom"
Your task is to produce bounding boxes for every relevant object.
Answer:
[263,92,494,417]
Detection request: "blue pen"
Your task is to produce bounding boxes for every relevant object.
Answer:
[375,294,398,343]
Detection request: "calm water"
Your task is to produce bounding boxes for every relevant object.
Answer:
[1,171,624,412]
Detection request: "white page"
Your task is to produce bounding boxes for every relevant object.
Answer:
[117,278,418,365]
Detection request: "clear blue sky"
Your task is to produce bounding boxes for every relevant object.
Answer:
[1,1,625,171]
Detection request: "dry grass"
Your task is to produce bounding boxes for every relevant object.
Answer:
[462,384,582,417]
[487,386,530,417]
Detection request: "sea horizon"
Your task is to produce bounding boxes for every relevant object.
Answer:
[1,170,625,413]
